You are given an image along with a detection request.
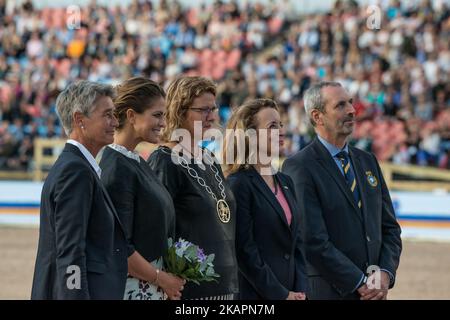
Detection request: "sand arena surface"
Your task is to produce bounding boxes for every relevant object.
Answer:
[0,226,449,300]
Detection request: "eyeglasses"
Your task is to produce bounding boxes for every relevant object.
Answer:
[188,106,219,116]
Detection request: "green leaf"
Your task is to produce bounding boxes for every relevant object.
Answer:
[205,253,215,264]
[190,279,200,285]
[184,245,198,261]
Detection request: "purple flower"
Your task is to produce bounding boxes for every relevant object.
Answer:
[197,248,207,262]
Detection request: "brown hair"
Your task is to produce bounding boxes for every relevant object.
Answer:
[223,98,279,176]
[113,77,166,130]
[161,76,216,142]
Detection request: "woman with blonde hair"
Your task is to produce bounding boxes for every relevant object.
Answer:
[224,98,308,300]
[99,77,185,300]
[148,76,238,300]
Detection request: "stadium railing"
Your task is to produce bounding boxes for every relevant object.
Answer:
[380,162,450,192]
[0,138,449,192]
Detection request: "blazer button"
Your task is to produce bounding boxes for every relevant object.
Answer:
[116,248,121,253]
[366,235,371,242]
[284,254,290,260]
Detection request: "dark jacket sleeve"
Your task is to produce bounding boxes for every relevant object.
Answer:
[53,163,94,299]
[282,157,364,296]
[372,154,402,288]
[100,157,136,257]
[228,174,289,300]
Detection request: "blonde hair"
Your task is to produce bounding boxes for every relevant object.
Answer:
[223,98,279,177]
[161,76,216,142]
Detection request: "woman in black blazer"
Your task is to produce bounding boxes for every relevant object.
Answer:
[224,99,308,300]
[99,77,185,300]
[32,80,127,300]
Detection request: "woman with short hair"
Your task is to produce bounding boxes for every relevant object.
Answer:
[32,80,128,299]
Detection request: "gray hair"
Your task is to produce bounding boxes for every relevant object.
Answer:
[303,81,342,126]
[56,80,116,135]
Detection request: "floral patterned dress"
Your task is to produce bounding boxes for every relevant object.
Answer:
[124,257,167,300]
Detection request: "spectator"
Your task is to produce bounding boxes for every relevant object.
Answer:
[0,0,448,170]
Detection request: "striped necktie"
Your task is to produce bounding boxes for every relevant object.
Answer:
[336,151,362,209]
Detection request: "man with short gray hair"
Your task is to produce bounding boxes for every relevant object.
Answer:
[282,82,402,300]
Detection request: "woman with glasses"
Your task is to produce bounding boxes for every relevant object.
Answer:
[147,76,238,300]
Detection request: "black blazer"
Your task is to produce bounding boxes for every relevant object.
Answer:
[31,143,128,299]
[227,167,308,300]
[99,146,176,262]
[282,138,402,299]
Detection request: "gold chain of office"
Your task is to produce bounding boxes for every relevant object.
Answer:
[175,149,231,224]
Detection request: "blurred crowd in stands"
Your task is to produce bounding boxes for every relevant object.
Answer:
[0,0,449,171]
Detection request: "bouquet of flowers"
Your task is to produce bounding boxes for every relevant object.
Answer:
[164,238,220,285]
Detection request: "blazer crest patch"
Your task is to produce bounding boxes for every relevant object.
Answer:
[365,171,378,187]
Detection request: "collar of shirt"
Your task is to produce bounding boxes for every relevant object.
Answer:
[317,135,349,158]
[67,139,102,178]
[108,143,140,163]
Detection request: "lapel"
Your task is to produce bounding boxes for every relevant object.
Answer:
[312,138,362,222]
[348,147,368,221]
[249,167,292,233]
[65,143,127,233]
[275,173,298,234]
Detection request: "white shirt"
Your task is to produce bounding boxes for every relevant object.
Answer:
[67,139,102,178]
[108,144,140,163]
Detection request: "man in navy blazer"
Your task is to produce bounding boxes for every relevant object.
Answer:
[31,81,128,299]
[283,82,402,300]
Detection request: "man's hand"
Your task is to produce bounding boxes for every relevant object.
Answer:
[359,271,390,300]
[357,283,374,299]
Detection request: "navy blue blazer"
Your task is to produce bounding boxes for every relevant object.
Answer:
[31,143,128,299]
[227,167,308,300]
[282,138,402,299]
